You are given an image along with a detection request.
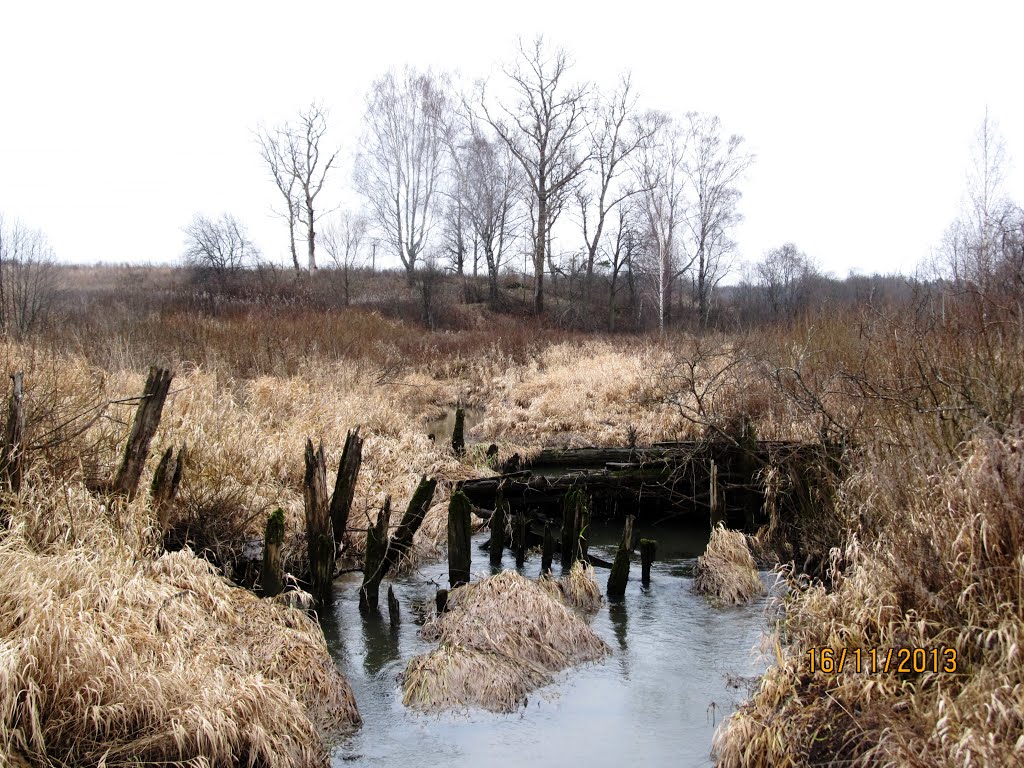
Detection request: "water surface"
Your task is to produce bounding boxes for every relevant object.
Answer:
[324,520,770,768]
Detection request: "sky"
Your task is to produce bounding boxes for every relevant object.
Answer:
[1,0,1022,279]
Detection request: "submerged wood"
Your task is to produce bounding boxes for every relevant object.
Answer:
[329,426,363,551]
[606,515,636,597]
[447,491,472,588]
[303,439,335,605]
[388,585,401,626]
[2,372,25,493]
[112,366,173,499]
[259,508,286,597]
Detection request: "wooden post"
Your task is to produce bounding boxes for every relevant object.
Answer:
[709,460,726,528]
[606,515,636,598]
[447,490,472,588]
[541,522,554,574]
[150,443,185,534]
[577,491,591,562]
[359,496,391,613]
[329,426,363,552]
[436,588,449,614]
[112,366,173,499]
[361,476,437,612]
[259,508,286,597]
[639,538,657,586]
[561,488,587,569]
[2,372,26,493]
[303,439,335,605]
[387,585,401,626]
[489,481,507,567]
[451,406,465,456]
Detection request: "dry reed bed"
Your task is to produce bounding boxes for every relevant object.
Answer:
[0,483,359,768]
[713,432,1024,767]
[692,524,766,606]
[401,570,609,713]
[538,561,604,612]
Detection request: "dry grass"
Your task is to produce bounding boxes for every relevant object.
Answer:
[401,570,609,713]
[692,524,765,606]
[713,432,1024,767]
[0,480,359,768]
[538,560,603,612]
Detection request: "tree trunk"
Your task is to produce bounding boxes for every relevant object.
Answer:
[112,366,173,500]
[534,193,547,314]
[306,199,317,271]
[303,439,335,605]
[329,426,363,551]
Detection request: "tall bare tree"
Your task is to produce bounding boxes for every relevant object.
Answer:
[256,104,339,273]
[682,112,753,324]
[355,68,450,283]
[479,36,591,314]
[321,210,368,305]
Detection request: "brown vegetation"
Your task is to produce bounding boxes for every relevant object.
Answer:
[692,524,765,605]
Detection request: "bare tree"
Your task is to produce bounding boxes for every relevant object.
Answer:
[632,111,687,333]
[182,213,260,293]
[682,112,753,324]
[321,210,368,305]
[256,104,339,273]
[753,243,819,319]
[479,36,591,314]
[600,202,643,331]
[356,68,450,283]
[0,215,57,338]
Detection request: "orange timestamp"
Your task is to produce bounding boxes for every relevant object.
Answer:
[805,646,958,674]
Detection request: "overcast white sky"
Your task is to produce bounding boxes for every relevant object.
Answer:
[1,1,1021,278]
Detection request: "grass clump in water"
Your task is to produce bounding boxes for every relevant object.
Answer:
[401,570,609,713]
[538,560,603,612]
[692,524,765,605]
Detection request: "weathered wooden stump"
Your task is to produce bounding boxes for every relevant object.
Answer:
[606,515,636,598]
[451,406,465,456]
[448,490,472,588]
[436,588,449,614]
[541,522,554,574]
[359,496,391,613]
[360,476,438,613]
[515,513,527,567]
[150,444,185,534]
[112,366,173,499]
[639,538,657,586]
[561,488,589,569]
[259,508,286,597]
[709,460,726,528]
[388,584,401,626]
[2,372,25,493]
[489,482,508,567]
[330,426,363,551]
[304,439,335,605]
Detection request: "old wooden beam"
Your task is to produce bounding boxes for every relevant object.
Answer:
[112,366,173,499]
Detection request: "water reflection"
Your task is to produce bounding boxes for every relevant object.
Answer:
[361,611,400,678]
[607,596,629,657]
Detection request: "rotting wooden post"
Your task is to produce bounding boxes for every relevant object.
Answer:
[451,406,465,456]
[259,508,286,597]
[489,481,508,567]
[2,372,26,492]
[150,443,185,535]
[303,439,335,605]
[329,426,363,552]
[576,491,591,562]
[447,490,472,588]
[514,513,528,567]
[112,366,173,500]
[639,538,657,587]
[359,496,391,613]
[361,476,438,612]
[606,515,636,598]
[387,584,401,626]
[709,460,726,529]
[561,488,588,569]
[436,588,449,614]
[541,522,554,573]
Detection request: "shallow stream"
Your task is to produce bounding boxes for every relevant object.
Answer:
[323,520,771,768]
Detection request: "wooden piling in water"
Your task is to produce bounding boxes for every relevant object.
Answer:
[2,372,25,493]
[387,585,401,626]
[259,508,286,597]
[515,513,527,567]
[639,538,657,586]
[112,366,173,500]
[541,522,554,574]
[561,488,589,569]
[451,406,465,456]
[489,481,507,567]
[606,515,636,598]
[359,496,391,613]
[303,439,335,605]
[448,490,472,588]
[329,426,363,552]
[709,460,726,528]
[436,588,449,614]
